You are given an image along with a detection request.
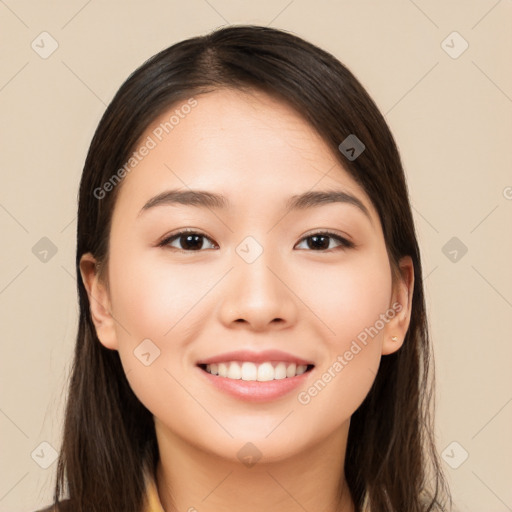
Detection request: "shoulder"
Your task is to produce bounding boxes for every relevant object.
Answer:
[33,499,74,512]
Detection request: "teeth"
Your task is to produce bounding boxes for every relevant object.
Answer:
[204,361,310,381]
[227,362,242,379]
[241,362,257,381]
[286,363,296,378]
[257,362,274,382]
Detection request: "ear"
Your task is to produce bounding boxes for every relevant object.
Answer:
[79,252,118,350]
[381,255,414,356]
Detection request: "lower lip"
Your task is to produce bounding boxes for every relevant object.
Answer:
[197,366,314,403]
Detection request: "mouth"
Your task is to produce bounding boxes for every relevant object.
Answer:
[195,349,316,401]
[197,361,315,382]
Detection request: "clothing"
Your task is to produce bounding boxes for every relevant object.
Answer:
[32,471,164,512]
[143,469,166,512]
[35,472,372,511]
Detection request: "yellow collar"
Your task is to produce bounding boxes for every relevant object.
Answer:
[144,471,165,512]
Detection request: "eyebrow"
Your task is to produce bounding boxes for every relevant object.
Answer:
[138,188,372,221]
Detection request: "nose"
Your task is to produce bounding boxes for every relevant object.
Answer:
[217,247,298,332]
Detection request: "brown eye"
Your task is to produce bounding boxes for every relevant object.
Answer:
[295,231,354,251]
[159,230,217,252]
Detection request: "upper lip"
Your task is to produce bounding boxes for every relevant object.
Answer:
[196,350,315,366]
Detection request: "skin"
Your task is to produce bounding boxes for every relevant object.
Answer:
[80,88,414,512]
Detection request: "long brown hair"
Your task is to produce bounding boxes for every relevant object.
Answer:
[54,25,452,512]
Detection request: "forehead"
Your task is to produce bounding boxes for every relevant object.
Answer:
[112,88,377,222]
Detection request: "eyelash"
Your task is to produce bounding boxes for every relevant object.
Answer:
[157,228,355,253]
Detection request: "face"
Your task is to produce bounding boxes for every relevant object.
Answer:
[81,88,413,464]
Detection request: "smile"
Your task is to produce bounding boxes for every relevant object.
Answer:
[199,361,314,381]
[195,349,315,401]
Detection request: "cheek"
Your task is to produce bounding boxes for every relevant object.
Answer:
[108,249,211,340]
[106,247,224,394]
[106,250,211,418]
[294,254,392,414]
[298,253,393,340]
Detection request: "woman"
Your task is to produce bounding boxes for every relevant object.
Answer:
[38,25,451,512]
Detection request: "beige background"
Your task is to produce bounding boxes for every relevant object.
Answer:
[1,1,511,511]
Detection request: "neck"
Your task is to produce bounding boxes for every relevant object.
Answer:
[154,421,355,512]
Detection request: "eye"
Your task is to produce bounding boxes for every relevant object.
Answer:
[158,229,354,253]
[295,230,355,251]
[158,229,218,252]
